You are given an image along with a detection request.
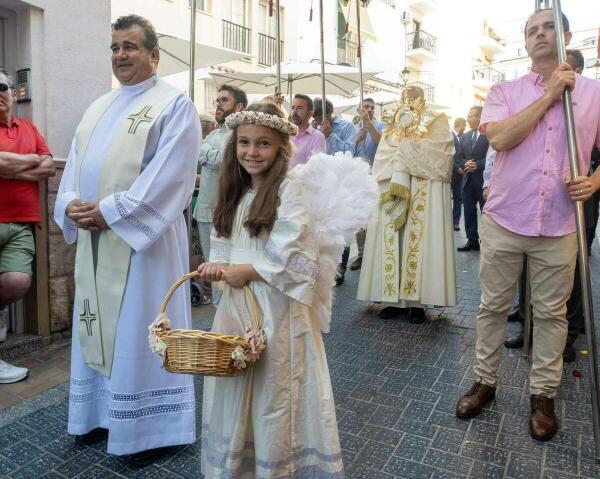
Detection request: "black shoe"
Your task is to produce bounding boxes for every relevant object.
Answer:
[563,343,577,363]
[334,267,345,286]
[130,447,170,468]
[504,333,524,349]
[507,309,522,322]
[457,241,480,252]
[408,307,426,324]
[74,428,108,446]
[380,306,410,319]
[453,225,460,231]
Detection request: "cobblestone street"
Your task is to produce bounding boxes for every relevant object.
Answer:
[1,231,600,478]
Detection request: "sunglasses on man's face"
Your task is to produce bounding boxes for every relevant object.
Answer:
[0,83,11,92]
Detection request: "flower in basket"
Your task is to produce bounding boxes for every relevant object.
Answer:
[231,346,247,370]
[148,313,171,359]
[244,328,266,363]
[230,328,266,370]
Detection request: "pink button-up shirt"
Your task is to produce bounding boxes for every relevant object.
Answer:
[481,72,600,237]
[290,125,326,169]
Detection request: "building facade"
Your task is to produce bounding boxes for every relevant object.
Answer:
[0,0,111,356]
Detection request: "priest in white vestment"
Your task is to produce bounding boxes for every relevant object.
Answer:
[358,86,457,323]
[53,15,201,464]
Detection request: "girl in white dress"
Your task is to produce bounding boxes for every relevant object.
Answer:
[198,102,345,478]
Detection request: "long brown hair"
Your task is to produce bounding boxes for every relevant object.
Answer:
[213,103,292,238]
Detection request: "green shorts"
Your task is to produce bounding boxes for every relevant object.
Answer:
[0,223,35,275]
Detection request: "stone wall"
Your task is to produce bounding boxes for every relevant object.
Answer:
[47,159,75,337]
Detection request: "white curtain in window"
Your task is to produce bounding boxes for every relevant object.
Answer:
[222,0,247,26]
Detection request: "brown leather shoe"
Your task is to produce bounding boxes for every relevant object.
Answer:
[529,395,557,441]
[456,382,496,419]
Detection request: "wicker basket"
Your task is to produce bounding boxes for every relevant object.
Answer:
[151,271,264,377]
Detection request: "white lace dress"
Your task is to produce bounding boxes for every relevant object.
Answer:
[201,177,344,478]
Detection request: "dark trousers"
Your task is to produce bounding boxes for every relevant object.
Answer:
[462,180,485,242]
[339,246,350,271]
[451,171,463,226]
[516,255,583,345]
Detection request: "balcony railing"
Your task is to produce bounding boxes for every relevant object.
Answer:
[222,19,251,54]
[258,33,284,67]
[406,30,436,55]
[411,81,435,103]
[473,64,505,84]
[337,36,359,67]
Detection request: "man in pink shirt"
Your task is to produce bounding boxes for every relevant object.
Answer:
[456,8,600,442]
[289,94,326,169]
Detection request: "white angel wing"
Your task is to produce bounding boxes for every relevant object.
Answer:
[291,152,378,332]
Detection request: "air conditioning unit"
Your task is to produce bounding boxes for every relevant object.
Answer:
[401,11,412,24]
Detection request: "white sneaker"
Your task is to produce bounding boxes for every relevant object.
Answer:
[0,307,7,342]
[0,359,28,384]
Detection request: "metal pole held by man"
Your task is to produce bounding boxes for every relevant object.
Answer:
[552,0,600,462]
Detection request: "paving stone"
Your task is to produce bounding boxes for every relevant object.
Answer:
[368,405,404,428]
[394,433,430,462]
[2,440,46,468]
[339,412,367,435]
[506,452,542,478]
[429,411,470,432]
[496,433,544,458]
[10,453,64,479]
[339,432,364,453]
[401,386,441,404]
[423,448,473,476]
[545,443,579,471]
[466,421,500,446]
[468,460,505,479]
[404,399,435,422]
[543,470,580,479]
[432,470,468,479]
[384,456,436,478]
[55,449,106,478]
[432,428,465,454]
[354,441,395,471]
[359,424,403,447]
[395,417,438,439]
[461,442,509,468]
[347,463,395,479]
[73,465,123,478]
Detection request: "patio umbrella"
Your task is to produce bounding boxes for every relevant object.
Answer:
[210,60,379,98]
[157,33,248,78]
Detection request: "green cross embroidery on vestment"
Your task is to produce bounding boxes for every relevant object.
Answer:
[79,299,97,336]
[127,105,154,134]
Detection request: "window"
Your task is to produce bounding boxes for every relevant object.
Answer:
[189,0,210,13]
[258,1,283,38]
[222,0,249,26]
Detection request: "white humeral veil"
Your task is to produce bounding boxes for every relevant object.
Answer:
[358,113,457,307]
[54,76,202,455]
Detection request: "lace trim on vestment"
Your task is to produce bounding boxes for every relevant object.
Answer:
[123,193,168,225]
[264,242,318,280]
[113,193,159,240]
[69,379,195,421]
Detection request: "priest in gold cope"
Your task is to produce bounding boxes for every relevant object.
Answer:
[357,86,457,323]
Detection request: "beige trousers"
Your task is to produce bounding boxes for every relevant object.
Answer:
[473,215,577,397]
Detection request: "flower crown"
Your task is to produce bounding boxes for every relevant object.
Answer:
[225,110,298,136]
